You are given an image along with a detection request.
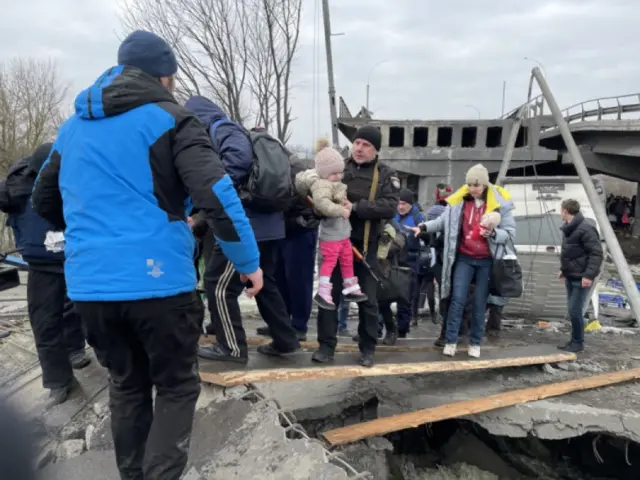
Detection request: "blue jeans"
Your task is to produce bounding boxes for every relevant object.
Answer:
[565,278,589,345]
[445,255,492,346]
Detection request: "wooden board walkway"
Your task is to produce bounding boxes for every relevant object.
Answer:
[322,367,640,445]
[199,335,517,354]
[198,344,576,387]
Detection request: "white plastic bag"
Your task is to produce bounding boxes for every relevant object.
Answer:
[44,231,65,253]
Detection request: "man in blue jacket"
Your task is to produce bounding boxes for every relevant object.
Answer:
[31,30,262,479]
[5,144,90,407]
[184,95,301,362]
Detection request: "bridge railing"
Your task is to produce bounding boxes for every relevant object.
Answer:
[560,93,640,124]
[504,93,640,124]
[502,94,545,119]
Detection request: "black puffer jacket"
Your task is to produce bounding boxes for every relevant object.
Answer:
[342,157,400,249]
[560,213,603,280]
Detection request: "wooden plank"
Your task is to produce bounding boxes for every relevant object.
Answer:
[322,368,640,446]
[199,335,509,354]
[199,347,576,387]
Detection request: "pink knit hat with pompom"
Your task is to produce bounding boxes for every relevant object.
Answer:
[314,137,344,179]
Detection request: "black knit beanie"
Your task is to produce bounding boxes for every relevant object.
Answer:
[353,125,382,151]
[399,188,414,204]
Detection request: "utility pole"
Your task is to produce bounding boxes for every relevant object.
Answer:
[321,0,340,148]
[501,80,506,117]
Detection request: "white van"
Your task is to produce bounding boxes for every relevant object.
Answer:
[500,176,607,321]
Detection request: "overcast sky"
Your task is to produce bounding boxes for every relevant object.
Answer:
[3,0,640,151]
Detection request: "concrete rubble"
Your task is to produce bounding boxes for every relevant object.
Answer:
[1,273,639,478]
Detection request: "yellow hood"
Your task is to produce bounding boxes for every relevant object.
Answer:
[446,184,512,213]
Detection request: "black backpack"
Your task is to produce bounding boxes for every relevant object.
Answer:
[211,121,297,213]
[0,157,33,215]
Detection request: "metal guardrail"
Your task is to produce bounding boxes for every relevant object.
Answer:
[503,93,640,124]
[560,93,640,123]
[502,94,545,119]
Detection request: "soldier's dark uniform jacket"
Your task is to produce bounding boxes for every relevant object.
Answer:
[342,157,400,248]
[31,65,259,302]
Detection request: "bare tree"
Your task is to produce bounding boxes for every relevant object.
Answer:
[0,58,68,174]
[0,57,69,249]
[258,0,301,144]
[118,0,302,141]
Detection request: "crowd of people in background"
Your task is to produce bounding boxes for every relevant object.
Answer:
[0,28,605,480]
[607,193,635,234]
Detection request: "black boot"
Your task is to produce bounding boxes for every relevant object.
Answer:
[382,328,398,345]
[558,341,584,353]
[311,349,334,363]
[257,342,300,357]
[69,350,91,370]
[256,326,271,337]
[47,378,78,408]
[359,351,374,368]
[197,344,248,364]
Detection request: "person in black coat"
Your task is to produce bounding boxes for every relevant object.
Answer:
[558,199,603,353]
[4,144,91,408]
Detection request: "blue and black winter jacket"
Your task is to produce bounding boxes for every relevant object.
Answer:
[393,205,424,256]
[31,66,260,301]
[184,96,285,242]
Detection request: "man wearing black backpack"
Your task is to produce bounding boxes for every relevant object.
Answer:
[185,96,301,362]
[2,143,90,407]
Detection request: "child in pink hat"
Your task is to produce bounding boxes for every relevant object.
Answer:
[295,138,367,309]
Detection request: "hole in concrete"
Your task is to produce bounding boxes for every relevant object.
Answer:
[389,127,405,147]
[298,401,640,480]
[486,126,502,147]
[515,126,528,148]
[461,126,477,148]
[413,127,428,147]
[436,127,452,147]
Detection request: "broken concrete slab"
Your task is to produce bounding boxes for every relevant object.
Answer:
[40,394,357,479]
[56,439,85,461]
[194,400,349,479]
[38,450,119,480]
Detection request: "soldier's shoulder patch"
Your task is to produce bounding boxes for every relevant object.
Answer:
[390,176,401,190]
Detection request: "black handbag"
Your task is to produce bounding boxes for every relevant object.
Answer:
[377,262,413,304]
[489,240,523,298]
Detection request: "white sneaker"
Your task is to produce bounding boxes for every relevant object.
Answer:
[443,344,456,356]
[468,345,481,358]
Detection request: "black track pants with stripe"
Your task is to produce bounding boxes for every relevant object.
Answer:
[204,240,299,357]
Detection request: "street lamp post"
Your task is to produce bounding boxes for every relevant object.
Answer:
[465,104,481,119]
[366,60,389,112]
[524,56,547,77]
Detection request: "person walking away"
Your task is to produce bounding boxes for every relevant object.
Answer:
[392,188,424,337]
[413,164,515,358]
[558,199,603,353]
[32,30,263,479]
[311,126,400,367]
[184,95,301,361]
[2,144,90,408]
[273,157,320,341]
[296,138,368,310]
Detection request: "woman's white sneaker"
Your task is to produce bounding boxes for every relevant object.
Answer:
[468,345,481,358]
[443,344,456,356]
